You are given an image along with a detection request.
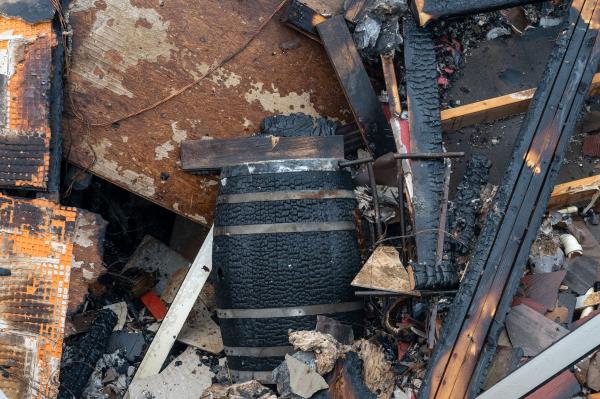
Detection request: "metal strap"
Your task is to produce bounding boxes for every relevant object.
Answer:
[221,159,340,178]
[217,301,363,319]
[229,369,274,384]
[224,346,295,357]
[214,221,356,236]
[216,189,355,204]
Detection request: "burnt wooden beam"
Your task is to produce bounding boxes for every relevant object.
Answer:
[317,15,395,156]
[284,0,326,42]
[421,1,600,397]
[403,18,455,290]
[180,135,344,172]
[412,0,547,27]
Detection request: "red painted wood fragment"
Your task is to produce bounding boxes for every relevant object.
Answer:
[140,291,168,321]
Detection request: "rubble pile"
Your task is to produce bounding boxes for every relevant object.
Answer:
[0,0,599,398]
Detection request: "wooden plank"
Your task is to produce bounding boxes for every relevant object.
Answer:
[64,0,349,225]
[441,73,600,132]
[525,370,581,399]
[403,17,447,290]
[576,291,600,309]
[482,346,523,390]
[411,0,546,27]
[505,304,568,357]
[316,15,394,155]
[477,313,600,399]
[522,270,567,311]
[181,135,344,172]
[548,174,600,209]
[127,226,213,394]
[421,1,600,397]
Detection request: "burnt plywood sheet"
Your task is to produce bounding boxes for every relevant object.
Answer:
[0,17,55,190]
[0,194,77,399]
[63,0,349,225]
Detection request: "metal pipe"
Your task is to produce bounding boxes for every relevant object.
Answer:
[367,161,383,239]
[394,152,465,160]
[338,157,374,168]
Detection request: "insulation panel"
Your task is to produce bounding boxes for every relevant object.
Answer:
[0,194,77,399]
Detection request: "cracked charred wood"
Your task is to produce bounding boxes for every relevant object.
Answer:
[403,18,450,290]
[447,155,492,258]
[411,0,547,27]
[284,0,326,41]
[317,15,395,156]
[421,1,600,398]
[58,309,118,399]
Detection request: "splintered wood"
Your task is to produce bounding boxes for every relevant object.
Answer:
[0,17,55,190]
[0,194,77,399]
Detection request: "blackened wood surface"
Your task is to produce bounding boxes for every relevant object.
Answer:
[421,0,600,397]
[412,0,546,27]
[403,18,447,289]
[469,2,600,396]
[181,135,344,171]
[317,15,394,155]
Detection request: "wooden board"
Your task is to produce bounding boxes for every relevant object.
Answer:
[524,370,581,399]
[441,73,600,132]
[181,135,344,172]
[127,226,213,398]
[403,17,445,289]
[63,0,349,225]
[421,1,600,397]
[482,346,523,391]
[548,173,600,209]
[478,313,600,399]
[522,270,567,311]
[505,304,568,357]
[316,15,393,155]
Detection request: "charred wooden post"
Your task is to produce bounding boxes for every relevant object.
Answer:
[411,0,547,27]
[421,1,600,397]
[403,18,457,290]
[317,15,395,156]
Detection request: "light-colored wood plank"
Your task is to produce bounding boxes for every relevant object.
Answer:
[126,226,213,395]
[548,174,600,209]
[441,73,600,132]
[506,304,568,357]
[478,312,600,399]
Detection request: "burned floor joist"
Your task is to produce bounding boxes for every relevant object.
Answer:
[421,1,600,398]
[403,18,456,290]
[411,0,547,27]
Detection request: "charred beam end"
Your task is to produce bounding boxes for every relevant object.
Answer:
[411,0,548,27]
[58,309,118,399]
[284,0,326,42]
[403,18,452,290]
[421,1,600,398]
[317,15,395,156]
